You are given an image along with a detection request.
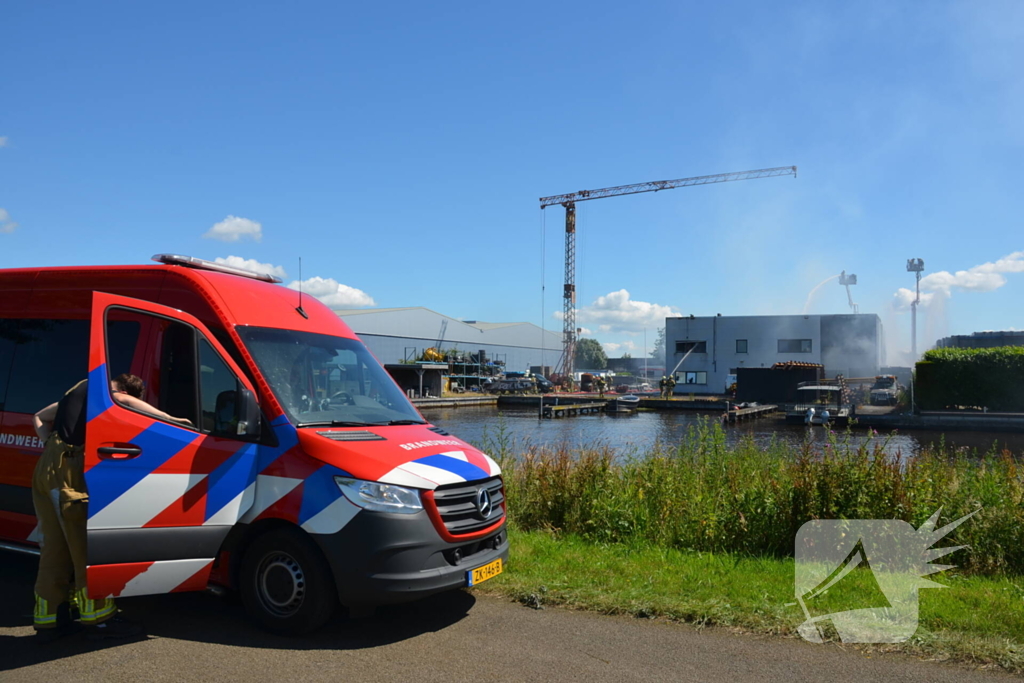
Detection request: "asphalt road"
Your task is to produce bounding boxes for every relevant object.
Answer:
[0,553,1013,682]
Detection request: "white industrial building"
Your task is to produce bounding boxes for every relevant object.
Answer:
[335,307,563,373]
[665,314,884,394]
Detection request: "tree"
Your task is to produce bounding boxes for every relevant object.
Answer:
[650,327,665,360]
[575,338,608,370]
[621,352,632,359]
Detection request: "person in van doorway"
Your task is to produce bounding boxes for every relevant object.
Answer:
[30,374,190,642]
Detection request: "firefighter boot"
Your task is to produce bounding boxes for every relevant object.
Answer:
[34,600,82,644]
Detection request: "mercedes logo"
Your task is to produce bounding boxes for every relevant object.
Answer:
[476,488,492,519]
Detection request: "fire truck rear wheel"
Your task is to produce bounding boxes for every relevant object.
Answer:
[241,528,338,635]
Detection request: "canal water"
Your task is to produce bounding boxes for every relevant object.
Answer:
[422,405,1024,458]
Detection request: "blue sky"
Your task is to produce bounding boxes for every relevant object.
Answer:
[2,1,1021,363]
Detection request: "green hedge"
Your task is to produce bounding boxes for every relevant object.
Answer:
[916,346,1024,412]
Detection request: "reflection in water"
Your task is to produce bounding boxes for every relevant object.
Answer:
[423,406,1024,458]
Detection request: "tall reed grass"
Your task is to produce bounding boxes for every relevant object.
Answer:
[486,418,1023,575]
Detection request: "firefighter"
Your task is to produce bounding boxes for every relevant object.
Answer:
[659,376,667,398]
[596,376,606,398]
[30,374,187,641]
[666,374,677,398]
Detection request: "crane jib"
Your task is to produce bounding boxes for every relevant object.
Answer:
[539,165,797,208]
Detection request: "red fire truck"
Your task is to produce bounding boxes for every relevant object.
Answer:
[0,254,507,633]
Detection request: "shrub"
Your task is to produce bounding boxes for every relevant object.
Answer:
[495,418,1024,575]
[916,346,1024,412]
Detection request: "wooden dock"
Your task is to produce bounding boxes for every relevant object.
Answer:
[722,404,778,423]
[414,396,498,409]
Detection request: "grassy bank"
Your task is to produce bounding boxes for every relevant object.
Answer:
[473,530,1024,673]
[489,419,1024,574]
[474,418,1023,671]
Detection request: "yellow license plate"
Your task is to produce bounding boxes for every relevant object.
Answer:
[467,558,503,586]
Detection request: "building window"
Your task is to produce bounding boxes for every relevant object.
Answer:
[778,339,812,353]
[681,371,707,385]
[736,339,748,354]
[675,341,707,354]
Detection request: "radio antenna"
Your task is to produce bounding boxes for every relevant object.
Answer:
[296,257,308,319]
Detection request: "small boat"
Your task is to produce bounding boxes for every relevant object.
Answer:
[785,383,851,426]
[605,395,641,413]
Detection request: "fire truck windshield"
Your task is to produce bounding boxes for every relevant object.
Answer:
[239,327,424,427]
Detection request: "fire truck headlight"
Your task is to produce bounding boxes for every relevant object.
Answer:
[334,477,423,514]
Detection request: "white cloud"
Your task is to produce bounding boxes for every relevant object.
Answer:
[569,289,681,334]
[0,208,17,234]
[891,250,1024,311]
[602,340,638,354]
[203,215,263,242]
[287,276,375,309]
[214,256,287,279]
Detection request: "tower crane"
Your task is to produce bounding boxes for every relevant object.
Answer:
[540,165,797,382]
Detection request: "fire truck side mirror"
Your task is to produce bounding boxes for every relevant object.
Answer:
[237,388,262,438]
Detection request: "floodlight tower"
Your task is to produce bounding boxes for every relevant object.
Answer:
[906,258,925,358]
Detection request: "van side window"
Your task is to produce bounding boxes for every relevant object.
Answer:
[3,318,139,415]
[0,321,16,412]
[198,338,243,437]
[158,320,199,426]
[4,320,89,414]
[103,309,198,427]
[106,319,142,379]
[104,309,247,437]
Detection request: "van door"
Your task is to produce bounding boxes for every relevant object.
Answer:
[84,291,261,600]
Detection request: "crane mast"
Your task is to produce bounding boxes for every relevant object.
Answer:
[540,165,797,384]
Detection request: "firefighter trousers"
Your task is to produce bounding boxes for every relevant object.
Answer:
[31,433,116,629]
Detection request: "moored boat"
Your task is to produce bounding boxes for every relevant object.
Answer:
[784,383,851,426]
[605,395,641,413]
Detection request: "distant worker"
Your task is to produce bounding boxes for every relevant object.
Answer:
[595,376,606,398]
[30,374,190,642]
[659,376,667,398]
[666,374,676,398]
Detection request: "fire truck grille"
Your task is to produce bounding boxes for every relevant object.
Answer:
[432,476,505,535]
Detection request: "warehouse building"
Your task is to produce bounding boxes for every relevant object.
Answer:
[936,330,1024,349]
[335,307,563,373]
[664,314,884,395]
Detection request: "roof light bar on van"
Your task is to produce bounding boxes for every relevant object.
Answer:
[151,254,283,283]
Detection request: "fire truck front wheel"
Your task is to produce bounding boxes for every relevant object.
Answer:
[241,527,338,635]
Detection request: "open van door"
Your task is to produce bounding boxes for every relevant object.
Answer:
[84,291,262,600]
